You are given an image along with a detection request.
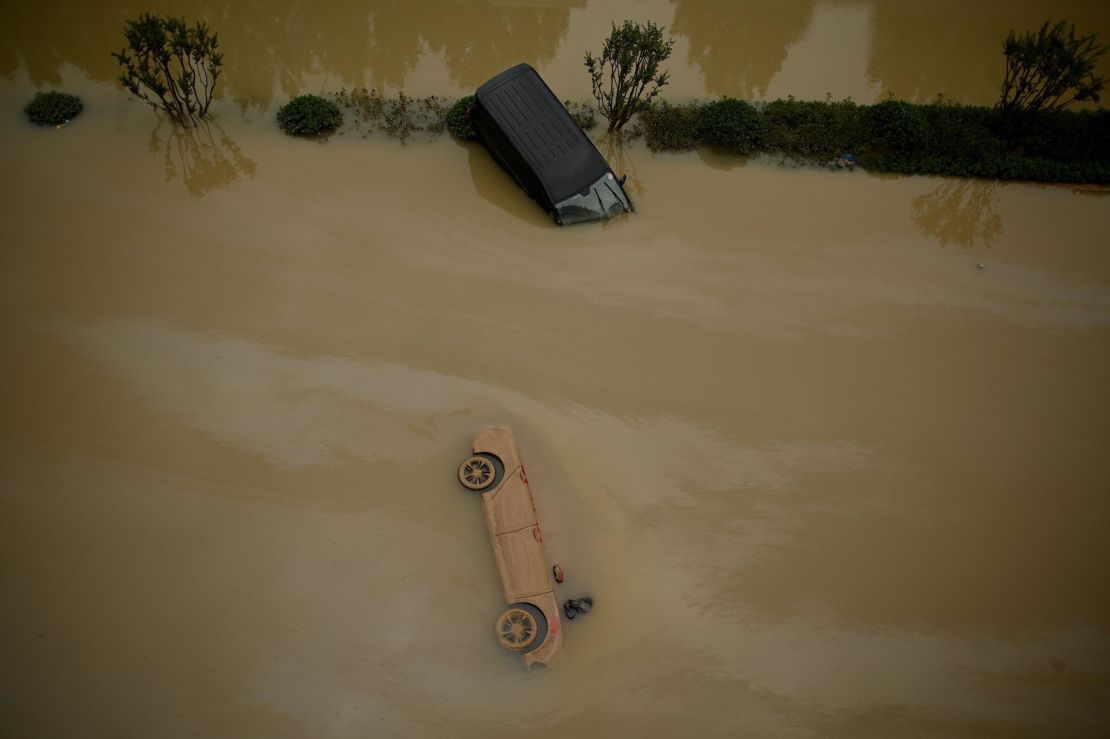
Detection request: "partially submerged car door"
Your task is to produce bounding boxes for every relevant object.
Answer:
[481,467,552,601]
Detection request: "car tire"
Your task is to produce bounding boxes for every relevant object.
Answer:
[494,603,548,653]
[457,453,502,492]
[494,607,538,650]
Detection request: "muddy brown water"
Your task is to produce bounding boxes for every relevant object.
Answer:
[2,1,1110,737]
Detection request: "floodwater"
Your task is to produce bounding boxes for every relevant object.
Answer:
[2,1,1109,737]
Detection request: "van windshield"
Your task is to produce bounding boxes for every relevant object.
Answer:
[555,174,631,225]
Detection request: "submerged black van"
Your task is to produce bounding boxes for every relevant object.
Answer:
[471,64,633,226]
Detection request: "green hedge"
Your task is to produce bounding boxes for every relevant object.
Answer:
[276,94,343,136]
[25,91,84,126]
[641,97,1110,184]
[699,98,764,155]
[641,102,701,151]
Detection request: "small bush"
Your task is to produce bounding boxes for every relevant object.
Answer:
[277,95,343,136]
[25,91,84,126]
[445,95,477,140]
[641,102,702,150]
[698,98,763,155]
[865,98,927,153]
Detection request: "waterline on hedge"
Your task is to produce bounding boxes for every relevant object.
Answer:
[275,86,1110,187]
[640,96,1110,185]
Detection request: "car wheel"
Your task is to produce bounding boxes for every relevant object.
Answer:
[494,605,547,652]
[458,453,501,491]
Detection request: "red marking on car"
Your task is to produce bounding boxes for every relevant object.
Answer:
[520,466,528,484]
[550,619,559,633]
[533,526,543,543]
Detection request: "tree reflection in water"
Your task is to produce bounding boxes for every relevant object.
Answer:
[369,0,583,91]
[597,133,643,200]
[866,0,1110,104]
[147,118,257,198]
[672,0,814,98]
[910,179,1001,248]
[0,1,582,107]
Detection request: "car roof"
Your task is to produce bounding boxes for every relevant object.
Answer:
[475,64,609,204]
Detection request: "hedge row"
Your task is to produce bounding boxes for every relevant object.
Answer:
[27,86,1108,185]
[640,97,1110,184]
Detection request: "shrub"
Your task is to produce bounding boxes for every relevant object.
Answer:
[445,95,477,140]
[999,21,1107,114]
[24,91,84,126]
[698,98,763,155]
[865,98,927,153]
[276,95,343,136]
[585,20,675,131]
[112,13,222,127]
[641,102,701,151]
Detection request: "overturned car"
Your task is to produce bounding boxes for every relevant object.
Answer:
[471,64,633,226]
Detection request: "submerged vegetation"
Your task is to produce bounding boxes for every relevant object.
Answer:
[332,88,448,143]
[276,94,343,136]
[563,101,598,131]
[639,95,1110,184]
[113,13,222,127]
[24,91,84,126]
